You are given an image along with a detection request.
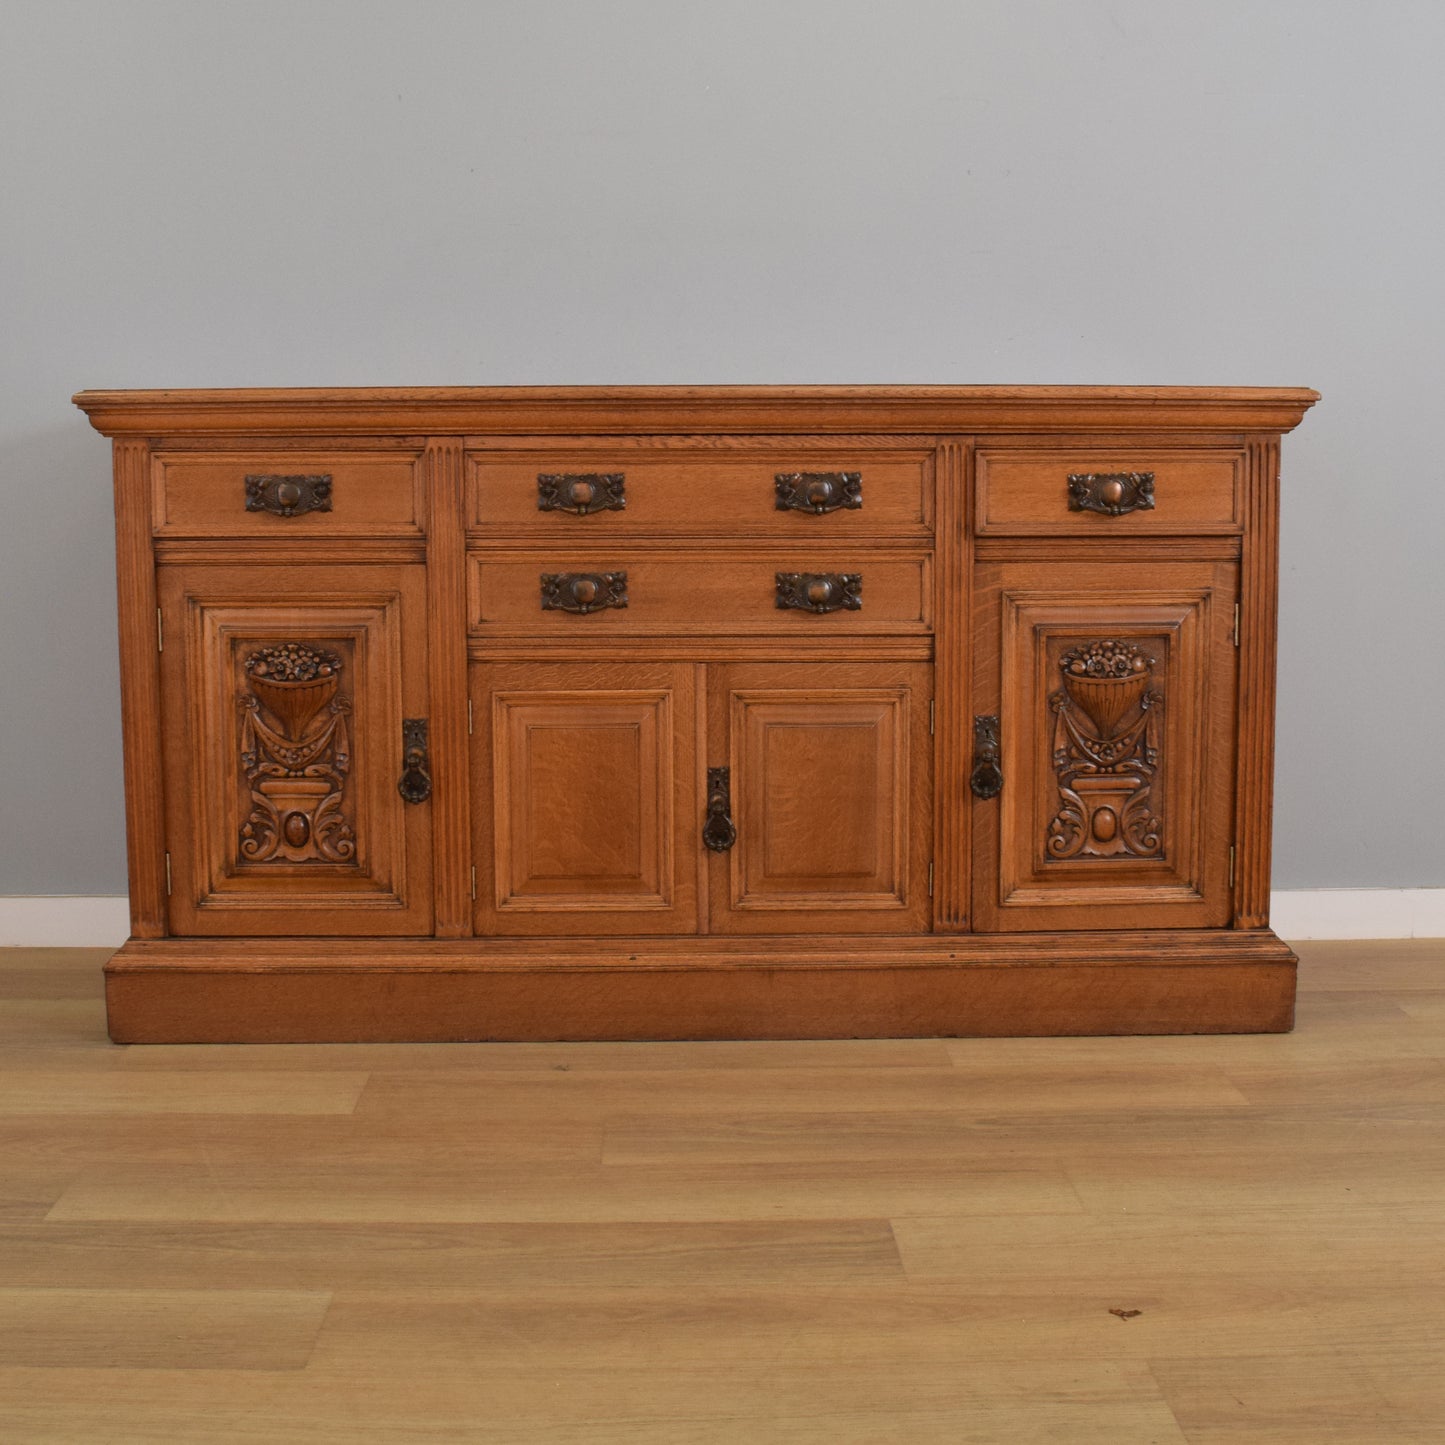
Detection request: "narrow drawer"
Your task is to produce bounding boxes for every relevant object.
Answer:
[153,451,424,537]
[975,448,1243,535]
[469,550,931,634]
[469,448,930,535]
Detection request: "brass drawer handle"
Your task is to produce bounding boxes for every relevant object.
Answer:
[398,719,431,804]
[702,767,736,852]
[537,473,626,516]
[540,571,629,614]
[775,572,862,614]
[1067,472,1155,516]
[244,474,333,517]
[969,715,1003,799]
[775,471,862,514]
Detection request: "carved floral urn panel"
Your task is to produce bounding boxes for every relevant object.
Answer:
[972,557,1239,933]
[155,564,434,937]
[1046,638,1164,862]
[237,642,356,866]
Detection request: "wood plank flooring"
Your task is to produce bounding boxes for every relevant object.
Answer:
[0,940,1441,1442]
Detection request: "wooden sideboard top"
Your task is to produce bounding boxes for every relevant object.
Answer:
[73,385,1319,437]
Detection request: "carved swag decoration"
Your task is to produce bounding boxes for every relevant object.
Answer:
[1046,638,1163,860]
[237,643,356,864]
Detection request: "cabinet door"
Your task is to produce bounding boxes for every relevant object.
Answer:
[474,662,700,935]
[158,564,433,936]
[707,663,932,934]
[970,560,1237,931]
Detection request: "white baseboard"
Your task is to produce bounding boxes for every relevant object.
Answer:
[1,890,1443,947]
[0,897,132,947]
[1267,888,1445,942]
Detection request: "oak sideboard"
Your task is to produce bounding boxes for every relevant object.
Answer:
[75,385,1317,1043]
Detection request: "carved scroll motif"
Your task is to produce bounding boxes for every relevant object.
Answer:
[1046,639,1163,860]
[237,643,356,865]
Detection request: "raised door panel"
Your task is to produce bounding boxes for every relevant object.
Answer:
[970,560,1237,931]
[708,663,932,934]
[473,662,699,935]
[158,564,433,936]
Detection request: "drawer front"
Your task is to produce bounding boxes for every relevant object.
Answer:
[153,451,424,537]
[469,551,930,634]
[469,448,930,535]
[975,449,1242,535]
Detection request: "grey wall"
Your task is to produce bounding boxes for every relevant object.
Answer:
[2,0,1440,894]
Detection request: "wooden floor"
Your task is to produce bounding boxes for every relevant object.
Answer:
[0,942,1442,1443]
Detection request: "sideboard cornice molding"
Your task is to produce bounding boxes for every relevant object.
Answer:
[73,384,1320,439]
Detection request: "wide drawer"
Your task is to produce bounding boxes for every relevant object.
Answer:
[469,446,931,535]
[469,550,931,634]
[153,450,424,538]
[975,448,1243,535]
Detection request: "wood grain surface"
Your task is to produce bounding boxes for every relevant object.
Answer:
[0,939,1439,1442]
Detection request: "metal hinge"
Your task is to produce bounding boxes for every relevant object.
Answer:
[156,608,164,653]
[929,699,935,736]
[467,698,473,735]
[1233,603,1240,648]
[470,865,477,901]
[164,851,173,896]
[928,861,934,897]
[1228,845,1236,889]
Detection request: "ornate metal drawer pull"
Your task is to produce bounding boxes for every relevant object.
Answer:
[244,474,333,517]
[1067,471,1155,516]
[398,719,431,804]
[775,471,862,514]
[702,767,736,852]
[775,572,862,614]
[537,473,626,516]
[969,715,1003,799]
[540,571,629,614]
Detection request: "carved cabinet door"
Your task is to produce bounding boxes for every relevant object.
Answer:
[157,564,434,935]
[472,661,700,935]
[706,663,933,934]
[970,560,1238,931]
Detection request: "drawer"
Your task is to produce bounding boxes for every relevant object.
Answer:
[469,550,931,634]
[975,448,1243,535]
[468,447,930,535]
[153,451,424,537]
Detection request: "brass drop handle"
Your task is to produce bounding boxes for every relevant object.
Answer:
[775,572,862,614]
[1067,472,1155,516]
[398,719,431,804]
[540,572,629,614]
[537,473,626,515]
[244,474,333,517]
[969,715,1003,799]
[702,767,736,852]
[775,471,863,514]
